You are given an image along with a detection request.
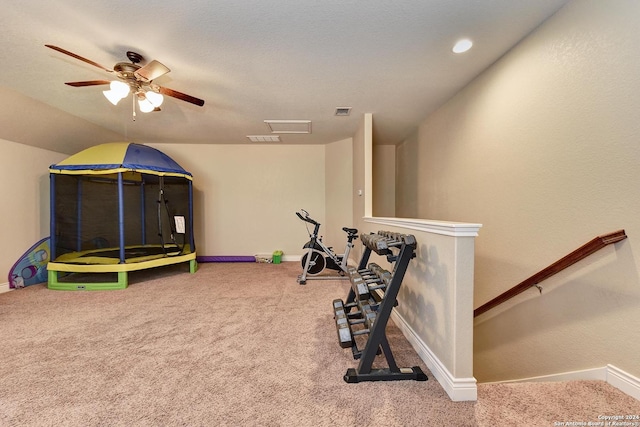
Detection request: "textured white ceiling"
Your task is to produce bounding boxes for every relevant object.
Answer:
[0,0,569,152]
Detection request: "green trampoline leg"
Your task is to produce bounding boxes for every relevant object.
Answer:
[48,269,59,288]
[190,259,198,273]
[116,271,128,288]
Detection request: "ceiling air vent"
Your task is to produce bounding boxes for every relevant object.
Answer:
[335,107,351,116]
[264,120,312,134]
[247,135,281,142]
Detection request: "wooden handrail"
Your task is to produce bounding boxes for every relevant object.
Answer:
[473,229,627,318]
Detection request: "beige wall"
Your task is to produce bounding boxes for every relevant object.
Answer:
[355,116,479,400]
[1,138,349,286]
[351,114,371,262]
[325,138,354,250]
[0,139,66,284]
[373,145,396,217]
[151,143,327,258]
[396,0,640,382]
[0,87,125,155]
[395,132,419,217]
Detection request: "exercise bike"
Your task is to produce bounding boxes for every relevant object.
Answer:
[295,209,358,285]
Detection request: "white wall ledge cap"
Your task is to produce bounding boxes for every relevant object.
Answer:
[364,216,482,237]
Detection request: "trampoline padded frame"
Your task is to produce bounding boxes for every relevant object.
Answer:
[47,249,197,290]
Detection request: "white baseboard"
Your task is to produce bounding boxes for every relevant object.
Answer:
[485,365,640,401]
[0,282,11,294]
[283,254,359,264]
[391,310,478,401]
[486,366,608,384]
[606,364,640,401]
[254,254,300,262]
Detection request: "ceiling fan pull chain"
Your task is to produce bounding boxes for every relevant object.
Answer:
[132,94,136,121]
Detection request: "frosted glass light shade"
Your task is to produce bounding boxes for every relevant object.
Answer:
[110,81,130,98]
[138,97,155,113]
[103,89,123,105]
[103,81,130,106]
[145,91,164,107]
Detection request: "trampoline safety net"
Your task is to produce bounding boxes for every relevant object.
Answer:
[53,173,192,261]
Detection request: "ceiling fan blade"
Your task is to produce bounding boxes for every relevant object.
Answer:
[65,80,111,87]
[158,86,205,107]
[135,60,170,82]
[45,44,113,73]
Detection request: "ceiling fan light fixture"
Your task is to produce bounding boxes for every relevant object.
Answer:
[145,90,164,107]
[138,97,155,113]
[46,45,205,114]
[103,89,123,105]
[110,80,130,98]
[103,80,130,106]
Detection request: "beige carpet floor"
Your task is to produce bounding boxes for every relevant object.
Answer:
[1,262,638,426]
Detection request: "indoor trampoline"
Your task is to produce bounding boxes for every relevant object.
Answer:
[47,142,197,290]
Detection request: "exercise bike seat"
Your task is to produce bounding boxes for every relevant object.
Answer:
[342,227,358,235]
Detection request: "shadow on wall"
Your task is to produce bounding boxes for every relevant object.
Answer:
[39,174,50,236]
[193,187,206,253]
[397,242,450,360]
[395,131,420,218]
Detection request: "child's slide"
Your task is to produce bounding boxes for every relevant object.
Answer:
[8,237,50,288]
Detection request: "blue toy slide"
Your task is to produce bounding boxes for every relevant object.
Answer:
[8,237,50,288]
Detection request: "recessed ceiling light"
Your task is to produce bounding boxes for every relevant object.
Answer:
[452,39,473,54]
[247,135,281,142]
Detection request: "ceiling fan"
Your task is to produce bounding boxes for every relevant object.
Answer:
[45,44,204,117]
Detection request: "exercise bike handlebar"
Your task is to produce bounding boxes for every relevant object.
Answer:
[296,210,319,226]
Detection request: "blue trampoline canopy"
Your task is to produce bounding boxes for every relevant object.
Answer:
[50,142,192,178]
